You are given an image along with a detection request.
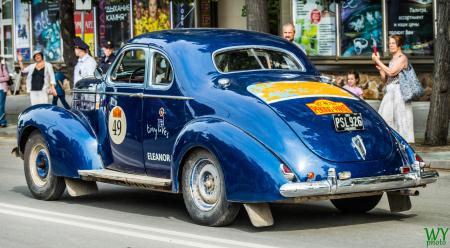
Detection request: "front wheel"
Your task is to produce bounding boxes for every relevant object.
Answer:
[331,194,383,213]
[182,149,240,226]
[24,131,66,200]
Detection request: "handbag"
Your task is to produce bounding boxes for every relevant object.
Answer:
[398,63,424,102]
[7,77,13,86]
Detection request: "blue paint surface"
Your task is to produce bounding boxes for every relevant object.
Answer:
[17,29,413,202]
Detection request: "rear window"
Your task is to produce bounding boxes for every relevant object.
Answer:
[214,48,303,73]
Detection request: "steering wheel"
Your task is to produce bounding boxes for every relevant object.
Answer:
[129,67,146,83]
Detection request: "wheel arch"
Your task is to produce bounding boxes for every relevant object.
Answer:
[17,105,104,178]
[171,118,288,203]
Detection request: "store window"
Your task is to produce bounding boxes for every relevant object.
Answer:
[2,0,12,19]
[3,25,12,55]
[340,0,383,57]
[97,0,131,55]
[387,0,433,56]
[293,0,337,56]
[31,0,62,61]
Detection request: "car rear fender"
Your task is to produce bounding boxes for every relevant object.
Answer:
[17,105,103,178]
[171,118,289,203]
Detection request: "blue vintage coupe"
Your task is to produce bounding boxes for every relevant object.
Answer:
[15,29,438,227]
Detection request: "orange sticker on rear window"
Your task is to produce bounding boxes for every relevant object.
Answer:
[306,99,352,115]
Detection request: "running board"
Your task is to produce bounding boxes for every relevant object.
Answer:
[78,169,172,192]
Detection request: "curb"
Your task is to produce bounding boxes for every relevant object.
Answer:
[429,161,450,170]
[0,125,16,138]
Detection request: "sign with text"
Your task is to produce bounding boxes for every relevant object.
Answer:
[97,0,131,54]
[293,0,337,56]
[388,0,433,56]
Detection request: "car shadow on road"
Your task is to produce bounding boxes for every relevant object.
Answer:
[232,201,417,232]
[11,184,416,232]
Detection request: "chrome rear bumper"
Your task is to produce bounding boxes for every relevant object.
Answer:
[279,170,439,198]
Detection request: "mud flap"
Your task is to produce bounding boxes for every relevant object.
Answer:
[244,203,274,227]
[65,179,98,197]
[387,192,412,212]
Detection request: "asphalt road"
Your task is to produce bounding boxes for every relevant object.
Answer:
[0,137,449,248]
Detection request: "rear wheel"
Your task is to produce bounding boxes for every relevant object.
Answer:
[331,194,382,213]
[24,131,66,200]
[182,149,240,226]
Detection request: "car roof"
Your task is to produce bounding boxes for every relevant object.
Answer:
[127,29,318,78]
[129,29,296,54]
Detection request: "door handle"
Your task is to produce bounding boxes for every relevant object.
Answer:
[129,93,144,98]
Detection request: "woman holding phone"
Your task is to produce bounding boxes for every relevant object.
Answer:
[372,35,414,143]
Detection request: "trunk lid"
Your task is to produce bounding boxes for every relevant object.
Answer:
[247,81,394,162]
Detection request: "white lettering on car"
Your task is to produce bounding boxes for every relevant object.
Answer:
[147,153,171,162]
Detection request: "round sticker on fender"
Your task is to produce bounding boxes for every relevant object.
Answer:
[108,106,127,144]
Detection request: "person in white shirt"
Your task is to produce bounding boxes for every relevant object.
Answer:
[18,50,56,105]
[73,37,97,85]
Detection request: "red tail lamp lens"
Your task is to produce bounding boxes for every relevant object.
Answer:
[400,166,411,174]
[415,154,424,162]
[280,164,295,181]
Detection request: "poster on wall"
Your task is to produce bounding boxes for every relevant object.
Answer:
[388,0,433,56]
[97,0,131,54]
[293,0,337,56]
[133,0,171,36]
[172,1,196,29]
[31,0,62,61]
[15,0,31,61]
[340,0,382,57]
[74,11,95,53]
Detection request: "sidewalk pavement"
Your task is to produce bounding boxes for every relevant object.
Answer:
[1,95,449,170]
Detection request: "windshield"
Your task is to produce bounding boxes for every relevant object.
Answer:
[214,47,303,73]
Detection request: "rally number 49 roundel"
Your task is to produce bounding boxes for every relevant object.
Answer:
[15,29,438,227]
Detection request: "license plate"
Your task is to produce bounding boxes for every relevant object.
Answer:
[333,113,364,132]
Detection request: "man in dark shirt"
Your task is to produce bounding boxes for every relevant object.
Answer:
[99,41,116,73]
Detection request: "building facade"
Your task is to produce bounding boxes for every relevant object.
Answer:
[0,0,436,100]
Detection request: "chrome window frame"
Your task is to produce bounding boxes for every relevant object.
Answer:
[212,45,306,74]
[106,45,149,87]
[146,48,175,91]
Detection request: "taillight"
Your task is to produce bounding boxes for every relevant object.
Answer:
[400,166,411,174]
[280,164,295,182]
[415,153,426,168]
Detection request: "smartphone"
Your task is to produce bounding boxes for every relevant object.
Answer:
[373,44,378,54]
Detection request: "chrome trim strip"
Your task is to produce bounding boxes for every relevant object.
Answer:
[71,89,97,94]
[72,90,193,100]
[280,170,439,198]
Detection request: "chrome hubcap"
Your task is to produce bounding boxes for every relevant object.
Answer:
[189,158,220,211]
[29,144,50,187]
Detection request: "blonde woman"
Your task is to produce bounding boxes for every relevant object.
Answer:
[372,35,414,143]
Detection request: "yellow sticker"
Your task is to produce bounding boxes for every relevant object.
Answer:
[247,81,356,104]
[306,99,353,115]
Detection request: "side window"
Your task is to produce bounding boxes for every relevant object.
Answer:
[152,52,173,86]
[110,49,146,84]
